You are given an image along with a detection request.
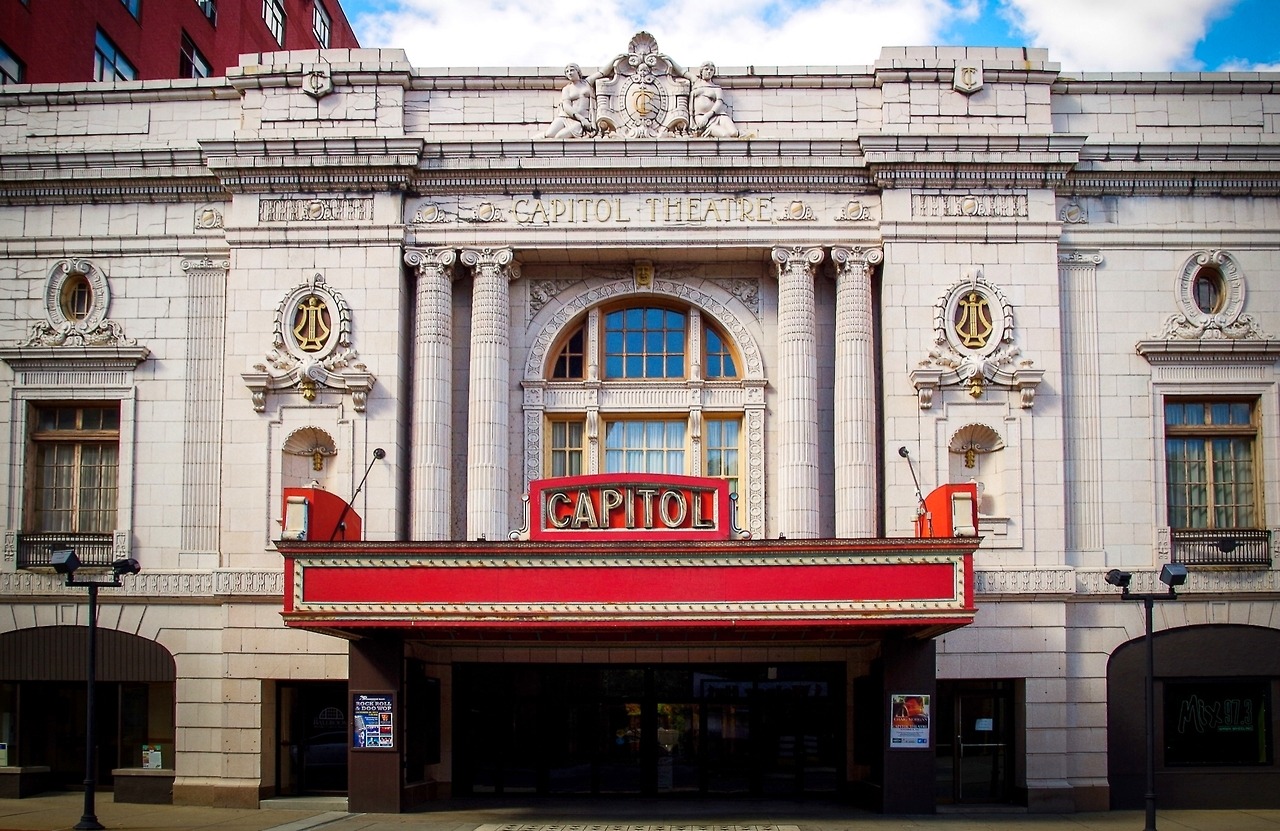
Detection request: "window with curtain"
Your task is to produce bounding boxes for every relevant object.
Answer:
[29,404,120,534]
[1165,399,1258,529]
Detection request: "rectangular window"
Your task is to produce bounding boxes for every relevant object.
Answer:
[263,0,286,45]
[1165,399,1259,529]
[29,404,120,534]
[93,29,137,81]
[548,420,585,477]
[195,0,217,24]
[179,32,212,78]
[705,417,741,497]
[1164,680,1273,766]
[313,0,332,47]
[0,42,23,84]
[604,419,685,474]
[121,0,141,18]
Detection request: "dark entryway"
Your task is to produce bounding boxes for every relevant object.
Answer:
[454,663,844,797]
[1108,623,1280,809]
[0,626,175,788]
[935,679,1017,805]
[277,681,348,795]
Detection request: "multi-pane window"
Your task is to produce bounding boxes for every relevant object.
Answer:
[604,420,686,474]
[313,0,332,47]
[551,327,584,379]
[1166,399,1259,529]
[0,42,24,85]
[30,405,120,534]
[541,301,749,525]
[93,29,137,81]
[179,33,212,79]
[604,307,685,379]
[120,0,141,18]
[195,0,217,24]
[704,326,737,378]
[548,420,584,477]
[263,0,286,45]
[705,417,741,495]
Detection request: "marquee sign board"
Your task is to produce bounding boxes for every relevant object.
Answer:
[525,473,735,542]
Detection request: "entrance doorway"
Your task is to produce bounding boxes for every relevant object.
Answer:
[454,663,843,797]
[277,681,348,795]
[935,679,1016,804]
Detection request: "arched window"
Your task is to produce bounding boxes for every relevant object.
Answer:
[540,300,745,513]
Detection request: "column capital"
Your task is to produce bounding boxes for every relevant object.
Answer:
[830,245,884,272]
[770,245,825,271]
[460,247,515,270]
[404,247,457,274]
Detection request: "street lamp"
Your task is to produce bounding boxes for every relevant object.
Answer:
[51,550,141,831]
[1105,563,1187,831]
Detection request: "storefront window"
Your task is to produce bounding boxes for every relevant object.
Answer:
[1164,679,1273,766]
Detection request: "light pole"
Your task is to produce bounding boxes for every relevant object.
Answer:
[1104,563,1187,831]
[51,550,141,831]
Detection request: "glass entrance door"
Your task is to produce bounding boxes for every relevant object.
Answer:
[277,681,348,795]
[935,680,1016,804]
[454,663,843,797]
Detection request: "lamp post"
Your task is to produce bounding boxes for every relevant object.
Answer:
[1104,563,1187,831]
[51,550,141,831]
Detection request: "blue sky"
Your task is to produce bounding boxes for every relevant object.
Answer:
[337,0,1280,72]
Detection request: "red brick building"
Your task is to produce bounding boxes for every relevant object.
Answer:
[0,0,359,84]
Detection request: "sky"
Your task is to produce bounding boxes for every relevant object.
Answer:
[337,0,1280,73]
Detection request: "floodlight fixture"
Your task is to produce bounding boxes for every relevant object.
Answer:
[1104,568,1132,589]
[51,549,81,575]
[1159,563,1188,589]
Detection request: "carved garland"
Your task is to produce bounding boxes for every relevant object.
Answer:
[910,270,1043,409]
[241,273,375,413]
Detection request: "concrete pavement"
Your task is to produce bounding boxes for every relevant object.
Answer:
[0,793,1277,831]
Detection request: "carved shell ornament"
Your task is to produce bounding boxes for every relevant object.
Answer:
[910,270,1043,409]
[241,273,375,413]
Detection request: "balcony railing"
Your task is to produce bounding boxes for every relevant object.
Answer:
[16,533,116,569]
[1171,528,1271,567]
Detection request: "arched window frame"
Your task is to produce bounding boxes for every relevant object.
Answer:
[524,278,765,539]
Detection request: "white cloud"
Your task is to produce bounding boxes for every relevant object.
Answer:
[352,0,969,69]
[997,0,1236,71]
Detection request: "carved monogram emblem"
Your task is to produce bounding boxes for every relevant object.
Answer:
[594,33,691,137]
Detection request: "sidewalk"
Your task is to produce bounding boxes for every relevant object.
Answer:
[0,793,1278,831]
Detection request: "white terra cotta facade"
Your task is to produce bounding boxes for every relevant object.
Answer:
[1,35,1279,812]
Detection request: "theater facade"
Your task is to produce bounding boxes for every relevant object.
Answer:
[1,34,1279,814]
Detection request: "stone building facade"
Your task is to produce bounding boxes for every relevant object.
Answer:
[0,36,1278,812]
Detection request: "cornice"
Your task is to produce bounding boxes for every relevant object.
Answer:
[859,134,1083,189]
[0,148,221,205]
[1062,171,1280,197]
[1135,338,1280,363]
[201,137,424,194]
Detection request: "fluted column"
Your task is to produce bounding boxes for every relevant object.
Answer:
[831,246,883,538]
[405,248,456,540]
[460,247,514,541]
[771,245,824,538]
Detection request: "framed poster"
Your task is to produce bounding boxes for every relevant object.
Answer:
[352,691,396,751]
[889,693,931,748]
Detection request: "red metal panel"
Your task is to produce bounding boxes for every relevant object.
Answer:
[301,562,956,605]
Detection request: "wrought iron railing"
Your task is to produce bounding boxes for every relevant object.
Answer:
[1171,528,1271,567]
[16,533,116,569]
